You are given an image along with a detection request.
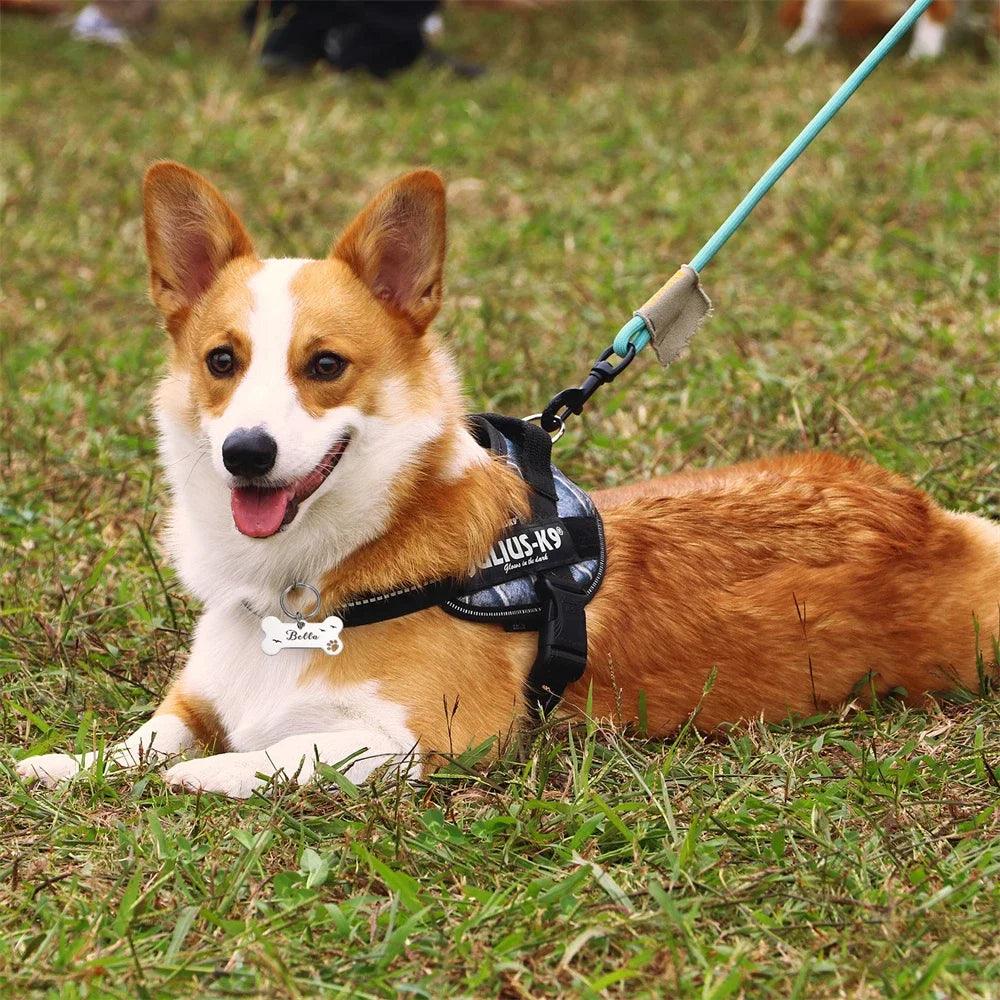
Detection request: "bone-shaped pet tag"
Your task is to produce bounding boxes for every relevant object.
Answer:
[260,615,345,656]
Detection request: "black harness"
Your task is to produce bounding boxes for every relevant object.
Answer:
[336,414,606,715]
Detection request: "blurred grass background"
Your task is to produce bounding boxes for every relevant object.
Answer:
[1,2,998,996]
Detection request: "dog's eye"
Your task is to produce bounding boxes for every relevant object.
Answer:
[309,352,347,381]
[206,348,235,377]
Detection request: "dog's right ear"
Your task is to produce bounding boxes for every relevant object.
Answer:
[142,162,255,334]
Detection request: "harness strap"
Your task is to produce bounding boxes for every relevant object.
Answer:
[338,514,601,627]
[339,578,464,628]
[467,413,558,509]
[467,415,591,716]
[528,571,590,715]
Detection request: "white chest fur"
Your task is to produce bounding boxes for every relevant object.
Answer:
[181,605,414,755]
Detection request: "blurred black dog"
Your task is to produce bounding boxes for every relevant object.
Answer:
[245,0,442,77]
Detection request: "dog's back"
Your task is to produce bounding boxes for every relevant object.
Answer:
[580,453,999,732]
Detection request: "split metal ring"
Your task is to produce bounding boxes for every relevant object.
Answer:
[524,412,566,443]
[280,582,321,622]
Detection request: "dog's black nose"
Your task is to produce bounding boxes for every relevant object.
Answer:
[222,427,277,478]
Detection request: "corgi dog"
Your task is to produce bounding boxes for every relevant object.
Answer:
[781,0,979,58]
[16,163,999,798]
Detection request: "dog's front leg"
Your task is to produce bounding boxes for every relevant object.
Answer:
[14,612,226,788]
[162,729,416,799]
[906,11,947,59]
[15,712,197,788]
[786,0,836,52]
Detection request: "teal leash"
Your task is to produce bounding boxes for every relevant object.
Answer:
[610,0,934,360]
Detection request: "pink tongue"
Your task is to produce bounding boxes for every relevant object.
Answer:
[231,486,295,538]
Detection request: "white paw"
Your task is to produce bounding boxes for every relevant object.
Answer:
[163,753,272,799]
[16,753,83,787]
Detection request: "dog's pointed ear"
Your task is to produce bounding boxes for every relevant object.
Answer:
[331,170,446,334]
[142,161,255,332]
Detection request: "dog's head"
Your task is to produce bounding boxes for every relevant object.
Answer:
[144,162,451,541]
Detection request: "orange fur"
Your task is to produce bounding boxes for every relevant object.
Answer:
[582,454,998,731]
[285,259,446,420]
[299,446,535,765]
[157,689,230,753]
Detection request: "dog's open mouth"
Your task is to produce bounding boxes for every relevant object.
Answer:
[230,434,351,539]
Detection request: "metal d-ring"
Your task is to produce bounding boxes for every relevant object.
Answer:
[524,412,566,443]
[280,582,321,623]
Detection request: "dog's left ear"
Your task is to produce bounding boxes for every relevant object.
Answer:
[332,170,446,334]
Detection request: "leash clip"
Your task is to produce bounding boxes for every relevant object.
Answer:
[535,343,637,436]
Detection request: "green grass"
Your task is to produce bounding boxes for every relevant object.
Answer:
[2,1,999,996]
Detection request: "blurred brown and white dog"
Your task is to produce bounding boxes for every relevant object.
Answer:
[16,163,1000,797]
[781,0,980,58]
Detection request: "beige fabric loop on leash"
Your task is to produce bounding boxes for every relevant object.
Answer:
[634,265,712,367]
